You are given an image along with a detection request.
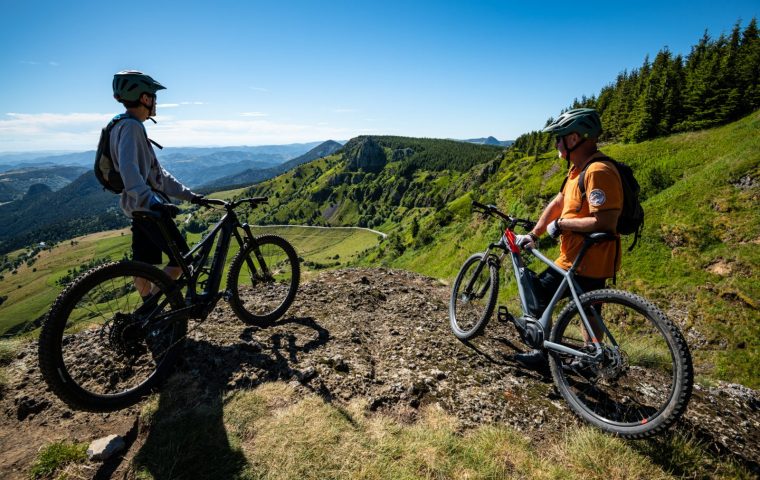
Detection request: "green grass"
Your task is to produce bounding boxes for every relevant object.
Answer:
[131,378,753,480]
[28,441,87,479]
[0,229,131,335]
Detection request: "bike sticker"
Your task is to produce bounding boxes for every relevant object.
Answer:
[589,189,606,207]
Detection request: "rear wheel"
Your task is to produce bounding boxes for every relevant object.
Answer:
[38,261,186,411]
[548,289,692,438]
[227,235,300,325]
[449,253,499,340]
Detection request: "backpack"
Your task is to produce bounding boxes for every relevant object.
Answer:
[561,155,644,251]
[94,114,163,194]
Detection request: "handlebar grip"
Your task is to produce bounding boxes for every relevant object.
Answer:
[472,201,487,210]
[202,198,226,206]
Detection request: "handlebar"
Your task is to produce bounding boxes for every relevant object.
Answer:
[472,201,535,231]
[196,196,269,210]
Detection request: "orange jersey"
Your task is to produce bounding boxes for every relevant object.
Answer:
[555,154,623,278]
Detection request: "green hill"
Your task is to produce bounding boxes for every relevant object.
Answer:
[0,225,381,336]
[233,113,759,388]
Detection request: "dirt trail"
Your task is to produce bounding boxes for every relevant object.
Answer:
[1,268,758,478]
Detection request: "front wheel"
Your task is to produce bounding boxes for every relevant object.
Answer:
[227,235,300,325]
[38,261,187,412]
[449,253,499,340]
[548,289,693,438]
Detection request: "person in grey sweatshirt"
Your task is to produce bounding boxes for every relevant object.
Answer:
[110,70,203,297]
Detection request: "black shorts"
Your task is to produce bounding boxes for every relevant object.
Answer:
[131,216,189,266]
[534,267,607,313]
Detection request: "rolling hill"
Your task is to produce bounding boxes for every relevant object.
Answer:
[199,140,343,191]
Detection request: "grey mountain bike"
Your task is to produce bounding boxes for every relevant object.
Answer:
[450,201,693,438]
[39,196,299,411]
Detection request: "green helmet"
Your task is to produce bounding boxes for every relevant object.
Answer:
[542,108,602,139]
[112,70,166,103]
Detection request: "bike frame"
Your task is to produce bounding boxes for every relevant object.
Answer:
[136,198,270,320]
[477,209,619,364]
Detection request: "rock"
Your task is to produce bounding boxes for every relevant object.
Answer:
[15,395,50,421]
[344,137,387,173]
[87,434,125,461]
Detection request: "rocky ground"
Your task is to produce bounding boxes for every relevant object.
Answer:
[1,268,758,478]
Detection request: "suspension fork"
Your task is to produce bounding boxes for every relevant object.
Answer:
[463,247,499,299]
[236,222,272,279]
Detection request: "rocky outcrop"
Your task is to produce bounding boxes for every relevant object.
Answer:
[1,268,759,477]
[344,137,386,173]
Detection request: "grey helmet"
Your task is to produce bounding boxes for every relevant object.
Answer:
[542,108,602,139]
[112,70,166,103]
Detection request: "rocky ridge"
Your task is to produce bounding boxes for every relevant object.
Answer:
[1,268,758,478]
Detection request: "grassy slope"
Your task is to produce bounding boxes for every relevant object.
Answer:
[0,229,131,334]
[382,112,760,388]
[128,378,752,480]
[0,225,380,335]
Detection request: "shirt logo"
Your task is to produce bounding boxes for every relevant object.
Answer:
[589,189,606,207]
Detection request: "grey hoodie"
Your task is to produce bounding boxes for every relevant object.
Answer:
[109,115,194,218]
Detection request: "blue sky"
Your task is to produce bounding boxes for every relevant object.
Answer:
[1,0,758,152]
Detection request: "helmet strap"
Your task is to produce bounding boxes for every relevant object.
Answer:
[563,136,586,168]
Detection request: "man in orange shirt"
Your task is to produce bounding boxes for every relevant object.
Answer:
[513,108,623,368]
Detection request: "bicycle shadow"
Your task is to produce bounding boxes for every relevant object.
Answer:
[459,330,553,381]
[126,315,331,480]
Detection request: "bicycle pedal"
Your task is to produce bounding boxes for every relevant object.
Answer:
[497,306,514,323]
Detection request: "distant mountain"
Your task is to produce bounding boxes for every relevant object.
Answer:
[462,136,513,147]
[0,172,126,255]
[159,152,285,187]
[199,140,343,191]
[0,165,88,202]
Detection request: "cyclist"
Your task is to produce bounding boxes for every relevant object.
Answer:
[513,108,623,368]
[110,70,203,299]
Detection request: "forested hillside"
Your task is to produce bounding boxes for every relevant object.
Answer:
[513,18,760,156]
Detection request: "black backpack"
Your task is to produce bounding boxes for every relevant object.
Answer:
[561,155,644,251]
[94,114,162,194]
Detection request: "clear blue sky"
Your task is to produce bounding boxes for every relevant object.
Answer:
[1,0,757,152]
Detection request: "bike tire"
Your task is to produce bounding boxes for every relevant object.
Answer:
[227,235,300,325]
[38,261,187,412]
[548,289,693,438]
[449,253,499,340]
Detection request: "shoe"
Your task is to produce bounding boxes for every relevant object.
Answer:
[513,350,548,370]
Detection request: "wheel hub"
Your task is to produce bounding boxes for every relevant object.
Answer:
[108,312,147,357]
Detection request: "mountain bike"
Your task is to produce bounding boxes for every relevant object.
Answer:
[449,201,693,438]
[38,196,300,411]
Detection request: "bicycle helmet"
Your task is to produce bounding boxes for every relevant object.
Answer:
[112,70,166,103]
[542,108,602,139]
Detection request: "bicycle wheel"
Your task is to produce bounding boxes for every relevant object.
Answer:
[38,261,187,412]
[449,253,499,340]
[227,234,300,325]
[548,289,693,438]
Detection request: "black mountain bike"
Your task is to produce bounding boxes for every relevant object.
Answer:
[38,196,299,411]
[450,201,692,438]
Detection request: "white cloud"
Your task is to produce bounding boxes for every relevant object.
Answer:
[49,61,60,67]
[0,112,357,151]
[0,112,116,150]
[20,61,39,65]
[158,103,180,108]
[180,101,205,105]
[249,86,268,92]
[334,108,358,114]
[240,112,268,117]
